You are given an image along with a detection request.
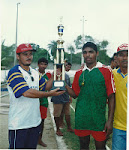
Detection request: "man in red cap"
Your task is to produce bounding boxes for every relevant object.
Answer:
[112,43,128,150]
[7,43,64,149]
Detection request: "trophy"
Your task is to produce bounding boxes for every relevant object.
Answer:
[52,18,66,90]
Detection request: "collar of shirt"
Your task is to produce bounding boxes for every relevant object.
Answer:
[83,62,103,72]
[19,65,32,73]
[117,68,128,78]
[36,67,46,76]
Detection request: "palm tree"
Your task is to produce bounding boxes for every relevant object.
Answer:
[47,40,57,60]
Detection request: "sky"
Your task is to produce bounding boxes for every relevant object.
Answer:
[1,0,129,57]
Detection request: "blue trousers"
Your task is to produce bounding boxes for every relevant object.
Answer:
[9,124,41,149]
[112,128,126,150]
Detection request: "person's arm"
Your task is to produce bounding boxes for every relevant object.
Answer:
[104,93,115,137]
[65,84,77,99]
[23,88,64,98]
[45,75,54,91]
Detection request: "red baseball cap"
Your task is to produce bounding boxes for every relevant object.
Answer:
[117,43,128,53]
[16,43,36,54]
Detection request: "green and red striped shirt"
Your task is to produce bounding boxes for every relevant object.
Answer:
[72,62,115,131]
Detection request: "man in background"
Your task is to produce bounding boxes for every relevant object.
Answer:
[59,62,73,128]
[37,57,51,147]
[65,62,72,72]
[110,53,119,69]
[112,43,128,150]
[51,65,74,136]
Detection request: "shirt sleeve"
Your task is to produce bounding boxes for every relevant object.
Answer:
[7,69,29,98]
[72,69,82,96]
[46,72,52,79]
[39,74,47,91]
[99,67,116,97]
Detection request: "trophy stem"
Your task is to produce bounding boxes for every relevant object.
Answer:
[56,50,59,64]
[52,19,66,90]
[54,59,56,81]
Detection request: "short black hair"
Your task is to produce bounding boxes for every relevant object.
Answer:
[67,62,72,66]
[82,42,97,52]
[113,52,117,57]
[38,57,48,64]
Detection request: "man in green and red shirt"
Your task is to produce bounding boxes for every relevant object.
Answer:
[37,57,51,147]
[66,42,115,150]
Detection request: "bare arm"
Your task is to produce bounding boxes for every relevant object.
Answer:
[22,88,64,98]
[65,84,78,99]
[104,93,115,137]
[45,75,54,91]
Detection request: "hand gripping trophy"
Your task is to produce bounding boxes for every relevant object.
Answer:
[53,18,66,90]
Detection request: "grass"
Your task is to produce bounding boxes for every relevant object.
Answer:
[61,98,112,150]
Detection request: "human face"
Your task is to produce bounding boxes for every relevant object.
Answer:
[17,51,33,67]
[65,64,71,72]
[83,47,98,68]
[117,50,128,69]
[113,55,118,68]
[38,62,48,73]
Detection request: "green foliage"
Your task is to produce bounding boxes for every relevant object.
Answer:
[74,35,110,65]
[47,40,57,59]
[74,35,95,50]
[67,45,75,54]
[67,45,75,63]
[33,48,51,63]
[1,40,15,69]
[99,40,109,50]
[1,34,111,69]
[64,52,81,64]
[97,50,110,65]
[1,41,52,69]
[74,35,82,49]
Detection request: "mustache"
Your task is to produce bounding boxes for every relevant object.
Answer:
[26,59,32,61]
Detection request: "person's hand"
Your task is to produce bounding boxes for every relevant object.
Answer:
[49,88,65,96]
[103,120,113,137]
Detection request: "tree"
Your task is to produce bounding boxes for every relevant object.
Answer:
[74,35,82,49]
[99,40,109,50]
[47,40,57,59]
[1,40,15,69]
[74,35,95,50]
[97,50,110,65]
[67,45,75,63]
[74,35,111,65]
[33,48,51,63]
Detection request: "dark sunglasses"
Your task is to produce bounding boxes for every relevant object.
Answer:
[27,71,34,81]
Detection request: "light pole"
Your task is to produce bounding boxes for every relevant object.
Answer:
[80,16,87,64]
[14,2,20,66]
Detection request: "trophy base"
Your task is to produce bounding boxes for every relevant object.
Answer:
[52,80,66,91]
